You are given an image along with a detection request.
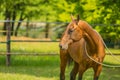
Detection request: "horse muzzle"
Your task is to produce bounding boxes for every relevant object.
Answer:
[59,40,73,50]
[59,44,68,50]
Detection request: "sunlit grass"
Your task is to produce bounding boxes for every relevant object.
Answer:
[104,55,120,65]
[0,42,59,54]
[0,56,120,80]
[11,42,59,54]
[0,56,60,80]
[0,42,119,54]
[0,73,57,80]
[106,48,120,54]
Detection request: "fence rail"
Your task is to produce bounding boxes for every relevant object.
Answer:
[0,53,120,56]
[0,53,59,56]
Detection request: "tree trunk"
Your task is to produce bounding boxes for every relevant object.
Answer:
[14,12,24,36]
[26,18,30,37]
[11,10,16,35]
[3,8,11,35]
[45,23,49,38]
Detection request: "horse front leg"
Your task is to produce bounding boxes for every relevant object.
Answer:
[70,62,79,80]
[78,65,86,80]
[60,50,68,80]
[93,64,102,80]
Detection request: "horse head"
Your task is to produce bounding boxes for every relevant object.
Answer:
[59,15,84,50]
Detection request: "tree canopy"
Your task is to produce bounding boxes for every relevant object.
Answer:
[0,0,120,23]
[0,0,120,43]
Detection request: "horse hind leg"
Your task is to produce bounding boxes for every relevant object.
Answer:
[93,64,102,80]
[70,62,79,80]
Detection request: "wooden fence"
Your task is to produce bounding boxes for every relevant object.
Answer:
[0,19,120,66]
[0,19,61,66]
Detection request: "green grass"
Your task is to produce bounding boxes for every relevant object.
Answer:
[104,55,120,65]
[0,56,120,80]
[0,42,120,80]
[0,56,60,80]
[0,42,59,54]
[106,48,120,54]
[11,42,59,54]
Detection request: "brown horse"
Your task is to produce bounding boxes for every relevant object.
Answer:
[59,15,105,80]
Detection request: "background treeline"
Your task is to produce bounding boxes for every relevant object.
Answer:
[0,0,120,48]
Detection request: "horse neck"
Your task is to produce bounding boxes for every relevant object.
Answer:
[83,33,97,52]
[79,20,101,48]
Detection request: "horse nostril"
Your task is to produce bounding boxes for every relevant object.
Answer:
[59,44,62,49]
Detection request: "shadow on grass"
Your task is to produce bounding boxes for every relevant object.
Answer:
[0,55,120,80]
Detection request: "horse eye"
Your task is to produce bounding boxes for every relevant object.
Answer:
[68,29,73,34]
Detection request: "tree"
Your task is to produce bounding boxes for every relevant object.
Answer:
[95,0,120,47]
[1,0,43,36]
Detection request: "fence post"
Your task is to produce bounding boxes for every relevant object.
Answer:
[6,18,11,66]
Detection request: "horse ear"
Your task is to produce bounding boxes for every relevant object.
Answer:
[71,14,74,21]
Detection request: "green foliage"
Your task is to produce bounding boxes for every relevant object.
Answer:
[0,0,120,44]
[94,0,120,41]
[0,0,120,23]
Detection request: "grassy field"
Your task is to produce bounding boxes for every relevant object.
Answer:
[0,42,59,54]
[0,41,120,80]
[0,56,120,80]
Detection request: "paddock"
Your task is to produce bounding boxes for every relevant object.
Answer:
[0,20,120,80]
